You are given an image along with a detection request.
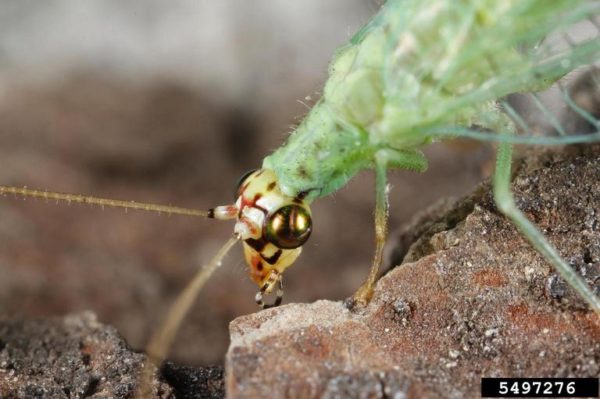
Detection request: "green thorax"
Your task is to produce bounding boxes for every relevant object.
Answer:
[262,103,375,201]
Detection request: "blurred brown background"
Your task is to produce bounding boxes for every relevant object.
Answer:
[0,0,492,366]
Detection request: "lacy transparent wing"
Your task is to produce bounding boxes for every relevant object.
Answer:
[429,66,600,145]
[379,0,600,145]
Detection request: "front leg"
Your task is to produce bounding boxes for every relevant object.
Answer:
[349,148,428,308]
[351,150,390,307]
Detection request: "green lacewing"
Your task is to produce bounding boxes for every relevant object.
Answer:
[1,1,599,391]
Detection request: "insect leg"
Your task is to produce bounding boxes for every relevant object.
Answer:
[351,152,390,307]
[493,142,600,315]
[136,235,239,397]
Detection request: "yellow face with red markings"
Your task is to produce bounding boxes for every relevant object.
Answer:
[210,169,312,307]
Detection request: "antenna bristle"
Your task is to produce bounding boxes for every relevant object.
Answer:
[0,185,210,218]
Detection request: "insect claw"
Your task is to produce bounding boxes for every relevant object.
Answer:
[343,297,358,311]
[343,284,374,312]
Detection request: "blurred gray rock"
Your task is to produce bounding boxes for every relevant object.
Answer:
[0,312,224,398]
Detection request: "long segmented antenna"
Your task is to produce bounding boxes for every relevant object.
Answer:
[136,235,239,398]
[0,185,209,217]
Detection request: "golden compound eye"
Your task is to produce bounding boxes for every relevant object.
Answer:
[264,205,312,249]
[234,169,258,199]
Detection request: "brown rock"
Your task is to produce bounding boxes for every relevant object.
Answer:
[226,145,600,399]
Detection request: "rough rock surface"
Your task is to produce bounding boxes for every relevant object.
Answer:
[226,145,600,399]
[0,312,224,399]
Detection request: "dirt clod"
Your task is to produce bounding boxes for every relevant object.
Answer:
[0,312,173,398]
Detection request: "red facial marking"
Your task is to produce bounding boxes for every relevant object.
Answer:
[238,185,267,220]
[240,192,264,210]
[222,206,238,218]
[249,254,266,283]
[241,219,260,236]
